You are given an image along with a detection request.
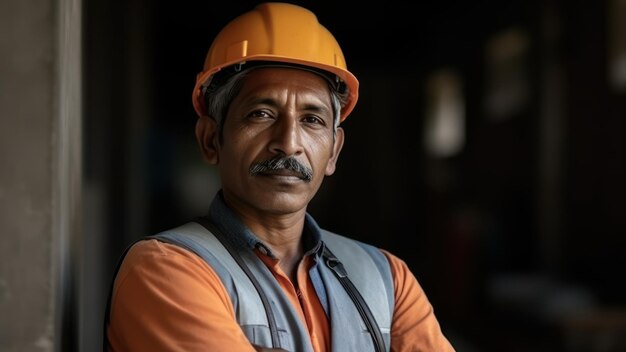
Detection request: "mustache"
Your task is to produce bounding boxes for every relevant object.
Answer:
[249,156,313,182]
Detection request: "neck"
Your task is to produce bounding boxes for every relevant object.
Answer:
[219,191,309,281]
[247,215,305,281]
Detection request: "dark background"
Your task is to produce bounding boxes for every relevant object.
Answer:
[83,0,626,350]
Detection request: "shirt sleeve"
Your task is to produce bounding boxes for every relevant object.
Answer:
[107,239,257,352]
[381,249,456,352]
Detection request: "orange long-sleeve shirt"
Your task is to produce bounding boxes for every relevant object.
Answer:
[107,239,455,351]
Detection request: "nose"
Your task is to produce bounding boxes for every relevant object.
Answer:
[268,115,303,156]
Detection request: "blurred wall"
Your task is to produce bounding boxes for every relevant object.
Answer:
[0,0,81,351]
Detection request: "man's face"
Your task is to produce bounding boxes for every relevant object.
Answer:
[216,67,344,217]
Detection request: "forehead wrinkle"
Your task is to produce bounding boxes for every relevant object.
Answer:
[234,68,335,121]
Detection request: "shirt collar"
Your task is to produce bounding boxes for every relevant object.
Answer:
[206,190,324,259]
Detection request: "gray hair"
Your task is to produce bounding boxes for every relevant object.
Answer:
[203,67,348,143]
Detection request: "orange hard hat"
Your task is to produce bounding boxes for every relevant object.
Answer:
[192,2,359,122]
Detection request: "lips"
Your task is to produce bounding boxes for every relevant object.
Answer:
[259,168,307,179]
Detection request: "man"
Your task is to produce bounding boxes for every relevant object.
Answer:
[105,2,455,351]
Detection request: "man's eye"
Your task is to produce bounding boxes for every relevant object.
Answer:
[247,110,272,119]
[302,115,326,125]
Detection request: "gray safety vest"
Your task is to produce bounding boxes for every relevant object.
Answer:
[105,220,394,352]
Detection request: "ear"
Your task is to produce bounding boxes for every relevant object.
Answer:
[195,116,220,164]
[325,127,345,176]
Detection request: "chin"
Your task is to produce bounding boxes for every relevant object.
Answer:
[256,191,310,214]
[262,192,309,213]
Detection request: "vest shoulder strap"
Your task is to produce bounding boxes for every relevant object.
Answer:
[149,222,270,326]
[321,231,395,331]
